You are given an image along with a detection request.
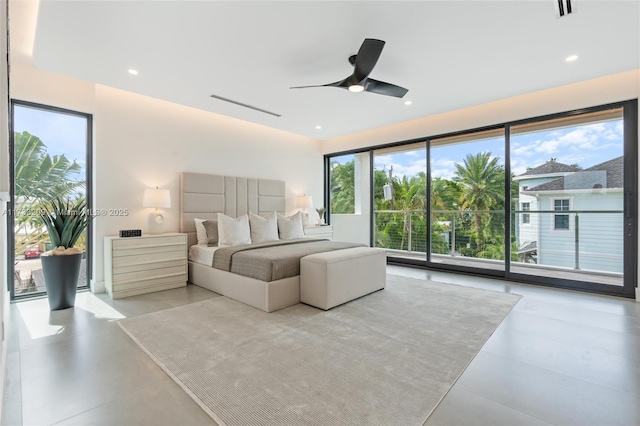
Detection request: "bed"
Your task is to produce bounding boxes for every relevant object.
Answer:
[182,172,377,312]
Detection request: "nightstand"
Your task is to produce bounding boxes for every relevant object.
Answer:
[303,225,333,240]
[104,233,187,299]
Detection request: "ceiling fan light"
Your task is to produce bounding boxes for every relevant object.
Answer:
[348,84,365,93]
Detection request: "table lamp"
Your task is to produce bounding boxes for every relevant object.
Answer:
[296,194,313,226]
[143,187,171,234]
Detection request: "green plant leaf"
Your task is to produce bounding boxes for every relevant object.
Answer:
[38,196,93,249]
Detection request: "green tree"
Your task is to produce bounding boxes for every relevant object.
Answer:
[453,152,504,250]
[13,131,84,254]
[478,241,520,261]
[431,177,461,217]
[329,160,355,214]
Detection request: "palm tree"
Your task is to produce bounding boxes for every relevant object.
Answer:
[453,152,504,247]
[402,172,427,210]
[13,131,84,254]
[398,173,427,250]
[330,160,355,214]
[431,177,461,218]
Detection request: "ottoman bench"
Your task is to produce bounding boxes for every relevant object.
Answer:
[300,247,386,310]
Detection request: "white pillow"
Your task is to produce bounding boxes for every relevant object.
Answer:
[249,212,279,243]
[194,218,208,245]
[277,211,305,240]
[217,213,252,247]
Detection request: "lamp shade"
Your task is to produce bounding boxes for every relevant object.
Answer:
[143,188,171,209]
[296,195,313,209]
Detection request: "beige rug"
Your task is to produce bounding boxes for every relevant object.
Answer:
[119,274,521,426]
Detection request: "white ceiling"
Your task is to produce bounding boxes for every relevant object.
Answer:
[22,1,640,139]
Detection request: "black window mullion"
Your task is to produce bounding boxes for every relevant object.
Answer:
[505,126,511,274]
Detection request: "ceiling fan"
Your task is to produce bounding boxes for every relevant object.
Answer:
[290,38,408,98]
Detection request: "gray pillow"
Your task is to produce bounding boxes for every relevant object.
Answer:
[202,219,219,246]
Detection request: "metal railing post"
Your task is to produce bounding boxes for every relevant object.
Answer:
[574,213,580,270]
[407,213,412,252]
[451,213,456,256]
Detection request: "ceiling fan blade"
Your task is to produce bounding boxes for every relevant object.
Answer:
[364,78,408,98]
[290,80,345,89]
[352,38,385,82]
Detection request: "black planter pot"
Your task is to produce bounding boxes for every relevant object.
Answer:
[41,253,82,310]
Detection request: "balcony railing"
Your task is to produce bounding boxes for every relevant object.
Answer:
[373,209,624,283]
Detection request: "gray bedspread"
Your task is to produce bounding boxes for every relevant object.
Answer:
[213,239,365,282]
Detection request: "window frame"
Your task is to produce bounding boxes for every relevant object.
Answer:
[521,202,531,224]
[8,100,93,300]
[323,99,638,299]
[551,198,572,231]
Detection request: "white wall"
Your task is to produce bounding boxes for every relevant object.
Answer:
[10,64,323,293]
[332,152,371,245]
[0,0,9,415]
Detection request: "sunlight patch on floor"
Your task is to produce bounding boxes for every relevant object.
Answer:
[15,292,126,340]
[16,298,64,339]
[74,292,126,321]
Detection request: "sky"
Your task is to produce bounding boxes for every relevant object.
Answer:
[361,119,624,180]
[13,105,88,177]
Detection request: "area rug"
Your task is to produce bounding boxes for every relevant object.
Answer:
[118,274,521,426]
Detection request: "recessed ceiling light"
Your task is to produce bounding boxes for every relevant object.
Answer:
[315,125,322,130]
[404,100,413,106]
[128,69,139,75]
[565,55,578,62]
[348,84,364,93]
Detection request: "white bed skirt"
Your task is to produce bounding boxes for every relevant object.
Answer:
[188,261,300,312]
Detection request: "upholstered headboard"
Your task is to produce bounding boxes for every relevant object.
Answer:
[180,172,286,247]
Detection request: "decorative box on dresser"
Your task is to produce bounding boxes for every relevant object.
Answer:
[104,233,187,299]
[303,225,333,240]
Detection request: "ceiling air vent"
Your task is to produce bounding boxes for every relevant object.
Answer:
[209,94,281,117]
[555,0,575,17]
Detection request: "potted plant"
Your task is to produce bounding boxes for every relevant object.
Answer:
[39,197,92,310]
[315,207,326,226]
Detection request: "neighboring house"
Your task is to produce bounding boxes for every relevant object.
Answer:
[515,157,623,274]
[513,160,581,263]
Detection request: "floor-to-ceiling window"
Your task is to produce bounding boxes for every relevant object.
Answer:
[509,107,627,293]
[9,101,92,299]
[373,142,427,259]
[429,129,507,272]
[324,100,637,298]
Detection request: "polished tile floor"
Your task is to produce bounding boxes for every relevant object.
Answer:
[2,266,639,425]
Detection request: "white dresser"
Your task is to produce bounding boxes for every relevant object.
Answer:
[104,233,187,299]
[303,225,333,240]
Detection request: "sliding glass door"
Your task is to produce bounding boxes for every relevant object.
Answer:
[372,142,427,260]
[509,106,631,294]
[325,100,637,298]
[9,101,92,299]
[429,129,507,272]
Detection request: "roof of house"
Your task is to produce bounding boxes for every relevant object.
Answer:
[518,161,581,177]
[526,156,623,192]
[516,241,537,254]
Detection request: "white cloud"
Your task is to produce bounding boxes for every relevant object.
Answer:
[404,150,422,157]
[432,158,456,168]
[511,120,623,171]
[432,168,456,179]
[535,139,561,154]
[373,155,394,166]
